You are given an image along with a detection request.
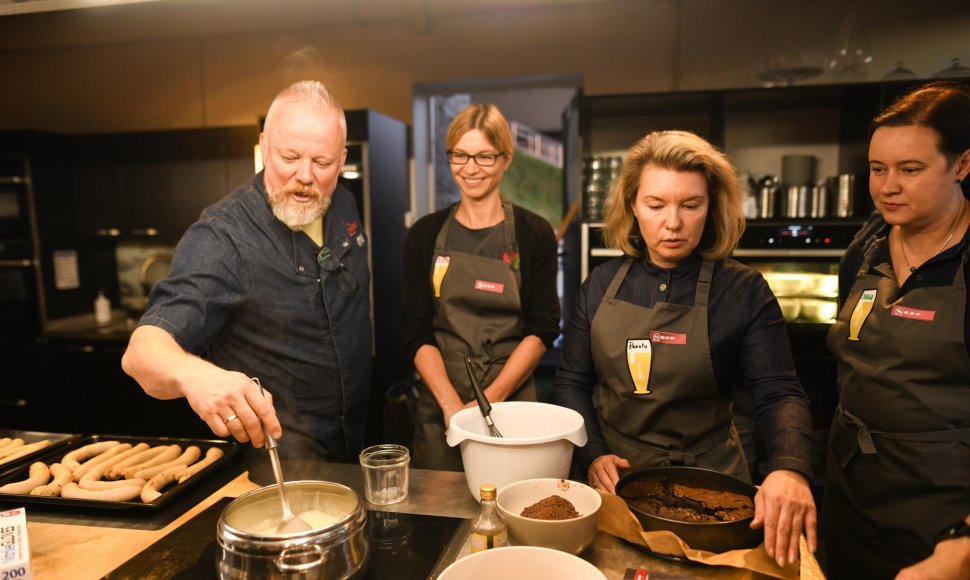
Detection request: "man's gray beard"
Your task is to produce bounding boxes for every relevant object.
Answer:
[269,189,332,229]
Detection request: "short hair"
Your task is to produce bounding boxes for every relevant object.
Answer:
[871,81,970,198]
[265,80,347,145]
[601,130,744,260]
[445,104,514,156]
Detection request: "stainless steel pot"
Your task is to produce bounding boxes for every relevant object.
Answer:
[217,481,369,579]
[616,466,762,553]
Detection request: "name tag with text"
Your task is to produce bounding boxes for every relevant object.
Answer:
[474,279,505,294]
[650,330,687,345]
[891,305,936,322]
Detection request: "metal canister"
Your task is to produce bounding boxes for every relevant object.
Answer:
[784,185,809,218]
[836,174,856,218]
[810,182,828,218]
[758,180,777,219]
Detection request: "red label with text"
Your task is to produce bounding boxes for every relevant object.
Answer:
[650,330,687,345]
[474,280,505,294]
[891,305,936,322]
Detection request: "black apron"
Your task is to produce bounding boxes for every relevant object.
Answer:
[823,243,970,579]
[412,202,537,470]
[589,258,749,481]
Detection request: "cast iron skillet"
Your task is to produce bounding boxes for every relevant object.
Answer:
[615,466,762,553]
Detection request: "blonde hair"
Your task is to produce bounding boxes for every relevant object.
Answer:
[446,103,514,156]
[265,80,347,145]
[602,130,744,260]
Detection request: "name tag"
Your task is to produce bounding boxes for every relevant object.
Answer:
[650,330,687,345]
[891,305,936,322]
[474,279,505,294]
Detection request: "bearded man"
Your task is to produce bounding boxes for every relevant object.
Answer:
[122,81,372,462]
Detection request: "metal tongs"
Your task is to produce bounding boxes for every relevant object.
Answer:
[463,354,503,438]
[252,377,311,533]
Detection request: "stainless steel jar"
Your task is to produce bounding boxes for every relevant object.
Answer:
[217,481,369,579]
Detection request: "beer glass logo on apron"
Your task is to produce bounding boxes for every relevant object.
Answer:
[626,339,653,395]
[848,288,878,342]
[433,256,450,298]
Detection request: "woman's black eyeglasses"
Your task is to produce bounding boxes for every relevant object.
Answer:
[446,151,504,167]
[318,246,359,293]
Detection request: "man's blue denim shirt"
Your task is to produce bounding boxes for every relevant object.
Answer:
[141,173,372,461]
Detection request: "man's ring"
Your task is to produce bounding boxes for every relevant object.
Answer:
[224,414,239,424]
[591,475,597,484]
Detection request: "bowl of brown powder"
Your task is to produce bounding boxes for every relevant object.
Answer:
[496,478,601,554]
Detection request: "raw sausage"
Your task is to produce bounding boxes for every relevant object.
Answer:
[177,447,225,483]
[73,442,133,480]
[61,440,120,471]
[132,446,201,480]
[0,440,52,466]
[140,466,185,503]
[30,463,73,497]
[0,462,50,495]
[82,443,150,482]
[61,482,142,502]
[105,445,168,480]
[79,477,147,491]
[122,445,181,479]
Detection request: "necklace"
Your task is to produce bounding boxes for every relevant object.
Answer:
[897,200,967,273]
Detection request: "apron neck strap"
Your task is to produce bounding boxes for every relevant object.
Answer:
[694,259,715,307]
[604,259,635,299]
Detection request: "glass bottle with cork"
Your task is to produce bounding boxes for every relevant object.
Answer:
[470,483,508,553]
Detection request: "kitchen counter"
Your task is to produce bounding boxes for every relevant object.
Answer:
[45,310,136,342]
[24,460,826,579]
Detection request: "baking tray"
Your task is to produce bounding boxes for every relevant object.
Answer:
[0,434,238,512]
[0,428,81,471]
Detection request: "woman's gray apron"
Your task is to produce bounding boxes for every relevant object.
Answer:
[412,202,537,470]
[823,243,970,579]
[589,258,749,481]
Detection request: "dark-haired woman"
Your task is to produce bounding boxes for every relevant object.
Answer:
[822,82,970,579]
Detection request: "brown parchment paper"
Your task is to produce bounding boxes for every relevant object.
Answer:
[597,490,800,579]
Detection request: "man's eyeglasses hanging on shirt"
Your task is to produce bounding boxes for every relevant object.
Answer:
[318,246,359,293]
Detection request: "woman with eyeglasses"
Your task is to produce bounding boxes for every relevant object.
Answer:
[401,103,561,470]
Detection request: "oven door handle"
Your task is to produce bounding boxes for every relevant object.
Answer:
[0,259,34,267]
[733,249,845,258]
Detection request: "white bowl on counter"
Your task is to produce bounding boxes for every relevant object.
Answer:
[800,298,838,322]
[763,273,812,295]
[446,402,587,501]
[438,546,605,579]
[496,478,601,554]
[777,297,801,320]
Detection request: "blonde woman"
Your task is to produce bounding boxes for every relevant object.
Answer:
[401,104,560,470]
[554,130,816,567]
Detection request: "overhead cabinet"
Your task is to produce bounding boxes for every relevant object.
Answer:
[69,127,259,243]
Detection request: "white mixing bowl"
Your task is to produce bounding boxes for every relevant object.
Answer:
[438,546,604,579]
[446,402,587,500]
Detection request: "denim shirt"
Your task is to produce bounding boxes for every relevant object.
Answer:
[141,173,372,461]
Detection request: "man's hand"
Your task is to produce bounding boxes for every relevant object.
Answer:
[181,368,282,448]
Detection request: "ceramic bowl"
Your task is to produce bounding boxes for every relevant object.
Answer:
[437,546,604,579]
[446,402,587,501]
[800,298,838,322]
[495,478,601,554]
[777,297,801,320]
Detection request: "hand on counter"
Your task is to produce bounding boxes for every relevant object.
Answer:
[587,454,631,494]
[751,469,817,568]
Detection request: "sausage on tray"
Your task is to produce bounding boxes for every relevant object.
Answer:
[30,463,73,497]
[61,482,142,502]
[0,462,51,495]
